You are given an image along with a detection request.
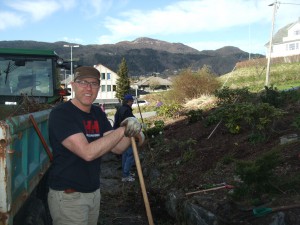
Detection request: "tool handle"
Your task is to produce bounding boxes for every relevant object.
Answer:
[131,137,154,225]
[185,185,234,196]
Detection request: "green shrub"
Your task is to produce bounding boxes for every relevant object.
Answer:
[205,102,285,135]
[186,109,203,124]
[248,132,266,145]
[156,103,182,118]
[182,149,196,162]
[292,115,300,130]
[180,138,197,162]
[221,154,235,165]
[260,86,282,108]
[214,86,255,105]
[279,88,300,106]
[279,173,300,191]
[233,150,282,200]
[203,112,219,127]
[145,120,165,137]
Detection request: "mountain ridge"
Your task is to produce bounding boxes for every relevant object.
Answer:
[0,38,264,76]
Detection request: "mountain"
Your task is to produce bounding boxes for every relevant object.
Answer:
[0,38,264,77]
[115,37,200,54]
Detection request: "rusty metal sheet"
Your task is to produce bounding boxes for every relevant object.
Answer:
[0,108,52,225]
[0,120,11,225]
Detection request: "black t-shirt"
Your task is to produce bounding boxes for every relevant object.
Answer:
[48,101,112,192]
[113,104,134,129]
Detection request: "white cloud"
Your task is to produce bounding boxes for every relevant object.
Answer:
[0,11,24,30]
[96,0,300,52]
[79,0,114,18]
[98,0,273,44]
[61,36,84,44]
[98,35,114,44]
[6,0,60,21]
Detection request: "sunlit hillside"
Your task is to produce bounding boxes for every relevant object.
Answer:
[218,58,300,92]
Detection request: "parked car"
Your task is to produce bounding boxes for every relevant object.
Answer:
[132,99,149,108]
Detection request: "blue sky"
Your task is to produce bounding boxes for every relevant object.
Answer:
[0,0,299,55]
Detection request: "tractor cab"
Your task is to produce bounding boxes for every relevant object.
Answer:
[0,48,69,105]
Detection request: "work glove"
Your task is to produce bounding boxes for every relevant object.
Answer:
[120,117,142,137]
[135,131,145,147]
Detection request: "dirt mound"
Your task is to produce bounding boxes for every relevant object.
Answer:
[137,100,300,224]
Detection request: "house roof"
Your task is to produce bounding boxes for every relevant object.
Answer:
[95,63,117,74]
[265,20,298,46]
[137,76,172,86]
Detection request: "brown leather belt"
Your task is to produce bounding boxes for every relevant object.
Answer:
[64,188,77,194]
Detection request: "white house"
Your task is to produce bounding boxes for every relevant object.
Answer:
[93,64,119,105]
[266,17,300,58]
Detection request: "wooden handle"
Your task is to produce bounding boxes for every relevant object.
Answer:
[185,185,234,196]
[131,137,154,225]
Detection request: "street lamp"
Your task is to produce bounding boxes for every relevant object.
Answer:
[63,44,79,98]
[63,44,79,80]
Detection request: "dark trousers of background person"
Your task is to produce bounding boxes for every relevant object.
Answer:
[122,146,135,178]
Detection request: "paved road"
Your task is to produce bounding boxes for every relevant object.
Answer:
[133,111,156,119]
[107,111,156,126]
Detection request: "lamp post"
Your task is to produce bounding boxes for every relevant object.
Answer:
[63,44,79,98]
[134,84,138,99]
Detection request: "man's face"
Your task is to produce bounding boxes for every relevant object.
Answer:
[72,77,100,106]
[128,99,134,107]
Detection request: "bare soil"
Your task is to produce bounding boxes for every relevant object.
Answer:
[100,101,300,225]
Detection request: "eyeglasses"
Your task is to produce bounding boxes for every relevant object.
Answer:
[75,80,100,89]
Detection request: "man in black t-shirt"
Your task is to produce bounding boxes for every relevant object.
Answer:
[47,66,143,225]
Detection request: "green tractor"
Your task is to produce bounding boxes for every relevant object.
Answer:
[0,48,70,105]
[0,48,70,119]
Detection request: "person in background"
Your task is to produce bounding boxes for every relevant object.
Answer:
[47,66,144,225]
[113,94,137,182]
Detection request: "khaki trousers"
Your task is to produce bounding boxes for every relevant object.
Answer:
[48,188,101,225]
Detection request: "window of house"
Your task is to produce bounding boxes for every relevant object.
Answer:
[113,85,116,91]
[101,85,106,92]
[107,73,111,80]
[107,85,111,92]
[101,73,105,80]
[289,43,295,51]
[294,30,300,36]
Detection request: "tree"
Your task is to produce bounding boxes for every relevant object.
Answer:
[116,58,131,101]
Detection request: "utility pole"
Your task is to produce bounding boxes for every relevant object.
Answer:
[265,1,277,87]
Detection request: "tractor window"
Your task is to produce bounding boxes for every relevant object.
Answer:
[0,57,54,97]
